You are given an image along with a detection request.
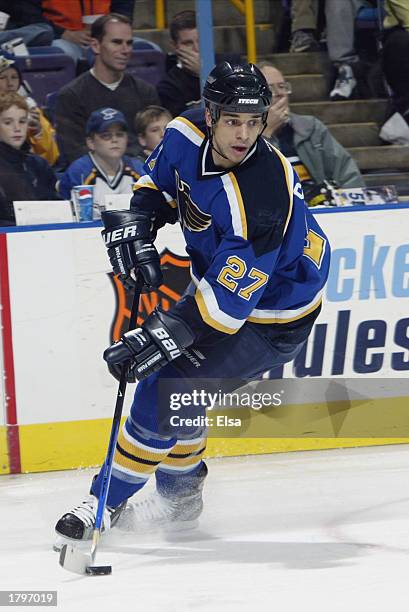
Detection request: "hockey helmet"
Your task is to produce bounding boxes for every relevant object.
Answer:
[203,61,272,123]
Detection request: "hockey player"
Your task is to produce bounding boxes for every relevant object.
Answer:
[55,62,330,546]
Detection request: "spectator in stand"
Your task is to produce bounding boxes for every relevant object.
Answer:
[326,0,376,101]
[157,10,202,117]
[55,13,159,165]
[0,53,59,166]
[259,61,364,206]
[41,0,135,64]
[58,107,143,218]
[0,92,58,226]
[289,0,320,53]
[134,105,172,162]
[382,0,409,120]
[0,0,53,48]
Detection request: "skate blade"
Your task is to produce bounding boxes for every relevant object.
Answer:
[59,543,92,575]
[53,534,90,553]
[160,518,199,532]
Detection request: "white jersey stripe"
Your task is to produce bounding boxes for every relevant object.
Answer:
[248,288,324,322]
[221,173,247,239]
[167,117,204,147]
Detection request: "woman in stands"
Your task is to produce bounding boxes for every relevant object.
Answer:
[0,92,58,226]
[0,53,59,166]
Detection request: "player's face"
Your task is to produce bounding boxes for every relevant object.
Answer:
[0,67,20,93]
[208,110,264,168]
[138,114,170,154]
[92,21,133,73]
[87,123,128,161]
[0,104,28,149]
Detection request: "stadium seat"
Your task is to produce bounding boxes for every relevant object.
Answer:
[26,46,65,55]
[15,54,76,106]
[125,50,166,86]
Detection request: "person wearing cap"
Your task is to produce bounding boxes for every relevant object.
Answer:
[0,53,59,166]
[55,62,331,548]
[58,107,144,219]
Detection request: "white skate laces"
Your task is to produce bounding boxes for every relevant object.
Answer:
[68,497,112,530]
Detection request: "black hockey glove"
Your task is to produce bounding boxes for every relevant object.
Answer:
[101,209,163,290]
[303,180,338,208]
[103,308,195,382]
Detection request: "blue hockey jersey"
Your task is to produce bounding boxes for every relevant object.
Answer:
[130,109,330,340]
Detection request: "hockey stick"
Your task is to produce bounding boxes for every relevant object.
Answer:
[59,273,143,576]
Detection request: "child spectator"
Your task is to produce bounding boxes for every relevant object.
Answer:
[0,92,58,226]
[134,105,172,161]
[58,107,144,218]
[0,53,59,166]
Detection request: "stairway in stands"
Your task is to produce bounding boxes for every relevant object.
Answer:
[132,0,409,196]
[269,52,409,196]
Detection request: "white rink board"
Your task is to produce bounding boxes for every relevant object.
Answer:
[300,208,409,379]
[2,207,409,427]
[4,225,186,426]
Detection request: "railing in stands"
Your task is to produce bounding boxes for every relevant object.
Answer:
[155,0,165,30]
[154,0,257,63]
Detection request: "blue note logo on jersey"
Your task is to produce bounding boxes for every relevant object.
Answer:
[175,170,212,232]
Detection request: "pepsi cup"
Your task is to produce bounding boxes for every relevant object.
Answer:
[71,185,94,222]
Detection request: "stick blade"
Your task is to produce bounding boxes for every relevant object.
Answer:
[86,565,112,576]
[59,543,92,575]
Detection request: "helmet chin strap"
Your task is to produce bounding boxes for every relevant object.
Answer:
[207,125,231,162]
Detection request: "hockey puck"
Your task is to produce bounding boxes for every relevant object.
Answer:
[85,565,112,576]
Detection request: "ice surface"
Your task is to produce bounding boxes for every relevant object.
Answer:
[1,445,409,612]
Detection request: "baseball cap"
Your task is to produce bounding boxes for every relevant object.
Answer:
[0,51,16,74]
[86,107,128,135]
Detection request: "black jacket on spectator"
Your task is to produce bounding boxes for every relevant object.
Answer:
[55,71,160,164]
[157,65,201,117]
[0,0,46,28]
[0,141,58,226]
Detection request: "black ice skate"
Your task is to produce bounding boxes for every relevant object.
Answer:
[54,496,126,551]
